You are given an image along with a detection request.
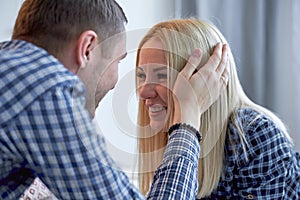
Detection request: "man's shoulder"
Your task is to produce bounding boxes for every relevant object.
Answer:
[0,40,83,125]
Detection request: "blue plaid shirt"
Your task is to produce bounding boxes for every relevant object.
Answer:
[0,40,200,199]
[201,108,300,199]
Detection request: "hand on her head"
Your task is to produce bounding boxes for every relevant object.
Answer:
[172,43,229,129]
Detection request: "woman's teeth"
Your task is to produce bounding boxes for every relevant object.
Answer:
[149,106,166,113]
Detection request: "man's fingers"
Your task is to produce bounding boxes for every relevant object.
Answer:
[216,44,228,76]
[181,48,202,78]
[208,42,222,70]
[220,65,230,85]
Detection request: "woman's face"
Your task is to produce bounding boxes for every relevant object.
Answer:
[137,38,169,132]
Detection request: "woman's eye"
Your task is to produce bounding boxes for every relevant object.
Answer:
[157,73,168,80]
[137,72,146,80]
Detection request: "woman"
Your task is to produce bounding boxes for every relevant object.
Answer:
[136,18,300,199]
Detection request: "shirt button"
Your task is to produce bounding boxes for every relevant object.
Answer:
[247,194,254,199]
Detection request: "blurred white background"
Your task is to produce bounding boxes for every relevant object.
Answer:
[0,1,23,41]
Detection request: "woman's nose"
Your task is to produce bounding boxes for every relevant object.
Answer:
[138,83,157,100]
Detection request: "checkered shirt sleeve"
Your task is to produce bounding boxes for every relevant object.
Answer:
[147,128,200,199]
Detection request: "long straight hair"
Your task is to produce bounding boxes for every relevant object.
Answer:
[136,19,291,198]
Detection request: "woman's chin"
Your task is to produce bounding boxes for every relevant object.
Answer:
[150,121,165,133]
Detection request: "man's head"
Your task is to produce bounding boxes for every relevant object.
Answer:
[12,0,128,117]
[12,0,127,56]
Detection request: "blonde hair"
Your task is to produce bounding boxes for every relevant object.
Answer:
[136,18,291,198]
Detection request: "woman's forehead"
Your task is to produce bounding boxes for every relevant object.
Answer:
[139,48,166,65]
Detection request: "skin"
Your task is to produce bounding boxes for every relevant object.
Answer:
[137,38,169,131]
[59,30,127,117]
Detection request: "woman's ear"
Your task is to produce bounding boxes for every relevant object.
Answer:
[76,30,98,68]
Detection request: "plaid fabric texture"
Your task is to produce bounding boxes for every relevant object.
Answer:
[201,108,300,199]
[0,40,200,200]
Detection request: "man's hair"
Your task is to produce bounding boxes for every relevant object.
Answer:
[12,0,127,55]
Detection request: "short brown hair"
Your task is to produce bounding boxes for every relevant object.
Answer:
[12,0,127,55]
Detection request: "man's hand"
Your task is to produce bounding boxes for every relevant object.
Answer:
[172,43,229,129]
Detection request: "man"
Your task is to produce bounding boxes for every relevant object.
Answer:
[0,0,228,199]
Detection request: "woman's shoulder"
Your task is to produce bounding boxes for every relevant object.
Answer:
[226,107,292,165]
[228,107,284,140]
[230,107,268,129]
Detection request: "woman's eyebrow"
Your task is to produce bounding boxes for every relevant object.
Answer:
[137,66,144,71]
[153,66,167,72]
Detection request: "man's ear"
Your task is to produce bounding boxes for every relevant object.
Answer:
[76,30,98,68]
